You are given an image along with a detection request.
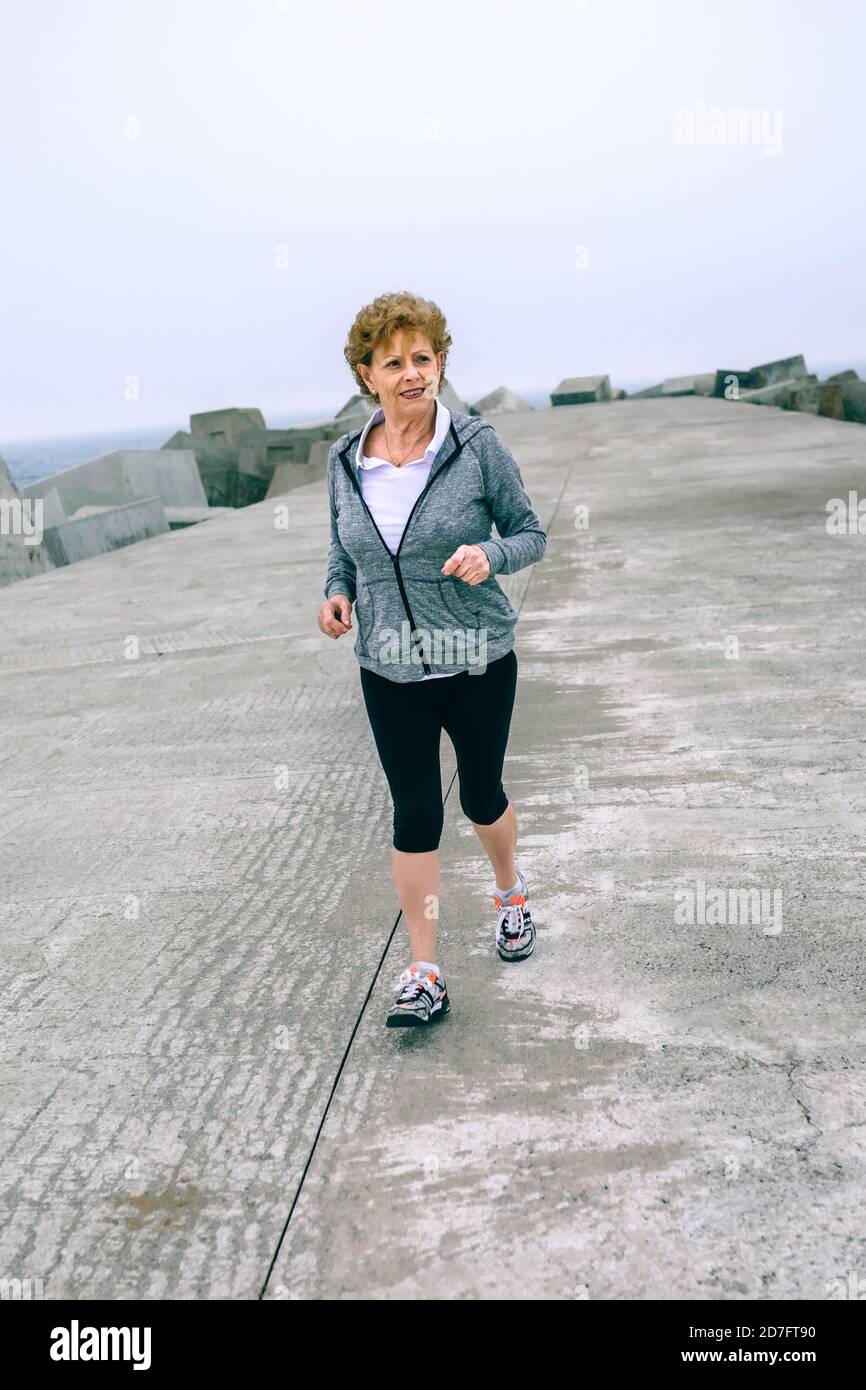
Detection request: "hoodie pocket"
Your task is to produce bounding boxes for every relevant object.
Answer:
[438,577,482,628]
[441,576,518,633]
[355,576,392,652]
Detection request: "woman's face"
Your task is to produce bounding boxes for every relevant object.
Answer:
[360,331,445,417]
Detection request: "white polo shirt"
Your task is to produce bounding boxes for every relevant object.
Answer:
[357,396,458,680]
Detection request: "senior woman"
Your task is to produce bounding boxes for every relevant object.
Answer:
[317,290,547,1029]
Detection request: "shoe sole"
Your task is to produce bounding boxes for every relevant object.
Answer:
[386,996,451,1028]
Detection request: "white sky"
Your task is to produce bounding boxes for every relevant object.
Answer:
[1,0,864,439]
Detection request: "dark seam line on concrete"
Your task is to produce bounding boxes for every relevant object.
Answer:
[256,898,411,1299]
[258,458,571,1300]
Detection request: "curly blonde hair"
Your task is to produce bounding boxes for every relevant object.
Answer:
[344,290,453,400]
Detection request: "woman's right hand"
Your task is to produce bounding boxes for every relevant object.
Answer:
[318,594,354,638]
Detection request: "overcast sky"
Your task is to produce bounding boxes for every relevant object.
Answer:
[1,0,864,441]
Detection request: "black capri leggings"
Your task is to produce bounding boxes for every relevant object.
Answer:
[359,648,518,853]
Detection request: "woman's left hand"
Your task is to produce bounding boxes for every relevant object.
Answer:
[441,544,491,586]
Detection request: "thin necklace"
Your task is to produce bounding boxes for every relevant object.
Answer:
[383,396,434,467]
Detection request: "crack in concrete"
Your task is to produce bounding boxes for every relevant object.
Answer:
[785,1060,824,1150]
[670,962,789,1013]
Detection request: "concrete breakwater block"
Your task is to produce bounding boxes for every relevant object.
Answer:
[661,373,716,396]
[712,368,769,397]
[0,451,48,587]
[750,354,809,386]
[469,386,535,416]
[160,430,266,509]
[23,449,207,511]
[818,380,866,424]
[266,444,329,499]
[39,486,149,523]
[335,394,377,421]
[38,487,68,530]
[437,380,470,414]
[713,356,866,424]
[238,420,353,482]
[165,403,366,508]
[775,379,824,414]
[40,496,169,567]
[713,358,807,398]
[740,375,819,408]
[190,407,266,449]
[550,374,612,405]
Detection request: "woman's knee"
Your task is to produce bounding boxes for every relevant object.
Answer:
[393,799,444,853]
[460,785,509,827]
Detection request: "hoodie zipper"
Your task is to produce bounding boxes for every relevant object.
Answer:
[339,420,477,676]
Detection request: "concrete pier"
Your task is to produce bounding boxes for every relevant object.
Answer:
[1,397,864,1300]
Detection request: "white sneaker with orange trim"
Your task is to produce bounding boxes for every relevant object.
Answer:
[386,965,451,1028]
[494,868,536,962]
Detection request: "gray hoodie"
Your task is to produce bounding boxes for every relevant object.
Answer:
[323,407,547,682]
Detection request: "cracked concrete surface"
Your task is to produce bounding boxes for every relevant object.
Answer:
[1,397,864,1300]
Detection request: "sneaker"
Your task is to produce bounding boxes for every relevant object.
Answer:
[494,868,536,962]
[386,966,451,1028]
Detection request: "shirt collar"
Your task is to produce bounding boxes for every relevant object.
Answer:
[356,395,451,470]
